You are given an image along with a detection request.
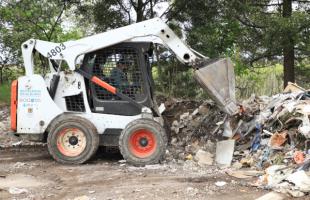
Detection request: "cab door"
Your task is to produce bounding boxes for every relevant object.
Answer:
[82,43,152,116]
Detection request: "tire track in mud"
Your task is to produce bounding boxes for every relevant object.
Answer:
[0,145,50,162]
[50,175,195,200]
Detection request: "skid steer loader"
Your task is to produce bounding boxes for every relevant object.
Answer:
[10,18,238,165]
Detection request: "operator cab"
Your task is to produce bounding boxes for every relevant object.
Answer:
[80,42,156,116]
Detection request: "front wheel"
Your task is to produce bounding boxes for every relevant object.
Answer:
[47,115,99,164]
[119,118,167,166]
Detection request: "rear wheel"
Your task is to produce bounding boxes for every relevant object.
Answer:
[47,115,99,164]
[119,118,167,166]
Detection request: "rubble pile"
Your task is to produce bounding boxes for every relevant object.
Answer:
[163,83,310,197]
[0,106,17,146]
[162,99,225,162]
[0,106,10,134]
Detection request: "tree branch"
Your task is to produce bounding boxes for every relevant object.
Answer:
[47,2,66,41]
[24,19,50,39]
[249,52,278,66]
[160,4,173,19]
[235,14,266,29]
[115,0,132,23]
[142,0,151,7]
[294,47,310,54]
[130,0,137,10]
[295,0,310,3]
[250,3,283,7]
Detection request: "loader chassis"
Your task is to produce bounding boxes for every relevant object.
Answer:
[11,18,238,165]
[16,42,154,131]
[14,42,164,165]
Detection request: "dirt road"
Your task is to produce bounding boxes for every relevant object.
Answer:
[0,146,268,200]
[1,105,303,200]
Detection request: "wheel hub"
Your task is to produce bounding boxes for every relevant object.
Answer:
[69,136,78,145]
[129,129,157,158]
[56,128,87,157]
[139,137,148,147]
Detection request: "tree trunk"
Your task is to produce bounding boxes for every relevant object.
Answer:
[0,67,2,84]
[136,0,144,22]
[282,0,295,88]
[150,0,154,18]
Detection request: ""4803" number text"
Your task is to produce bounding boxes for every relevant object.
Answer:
[47,43,66,58]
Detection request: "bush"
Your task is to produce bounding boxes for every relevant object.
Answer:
[0,83,10,105]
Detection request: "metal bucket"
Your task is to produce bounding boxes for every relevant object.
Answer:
[194,58,238,115]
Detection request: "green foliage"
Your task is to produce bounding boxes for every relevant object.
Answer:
[1,1,59,41]
[92,0,128,32]
[0,0,308,101]
[226,0,310,63]
[231,49,249,76]
[153,59,288,100]
[152,59,208,99]
[295,59,310,89]
[236,64,284,98]
[170,0,310,89]
[58,30,84,43]
[1,66,24,81]
[0,83,10,105]
[170,0,241,58]
[76,0,168,32]
[0,0,82,83]
[0,0,77,63]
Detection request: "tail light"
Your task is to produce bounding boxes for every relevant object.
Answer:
[10,80,18,131]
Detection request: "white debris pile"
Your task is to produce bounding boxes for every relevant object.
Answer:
[254,166,310,197]
[0,106,10,134]
[162,83,310,197]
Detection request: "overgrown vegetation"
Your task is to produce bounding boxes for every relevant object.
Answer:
[0,83,10,105]
[0,0,309,104]
[236,64,284,98]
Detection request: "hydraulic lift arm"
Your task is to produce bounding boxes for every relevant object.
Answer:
[21,18,200,76]
[21,18,238,115]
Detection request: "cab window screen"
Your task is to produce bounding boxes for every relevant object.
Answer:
[91,47,144,100]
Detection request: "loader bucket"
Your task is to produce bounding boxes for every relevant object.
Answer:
[194,58,238,115]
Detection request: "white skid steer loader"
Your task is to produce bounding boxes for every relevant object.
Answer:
[10,18,238,165]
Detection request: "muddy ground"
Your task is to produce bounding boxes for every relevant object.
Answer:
[0,105,298,200]
[0,147,268,200]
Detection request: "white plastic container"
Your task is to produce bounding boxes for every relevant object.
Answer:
[215,139,235,166]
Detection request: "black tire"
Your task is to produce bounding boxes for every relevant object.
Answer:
[119,118,167,166]
[47,115,99,164]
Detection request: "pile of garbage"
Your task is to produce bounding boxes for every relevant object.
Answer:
[163,83,310,197]
[0,106,10,133]
[163,98,225,162]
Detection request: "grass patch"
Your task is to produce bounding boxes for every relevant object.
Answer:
[0,83,11,105]
[236,64,283,99]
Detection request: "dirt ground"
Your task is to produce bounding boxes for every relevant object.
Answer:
[0,105,304,200]
[0,146,268,200]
